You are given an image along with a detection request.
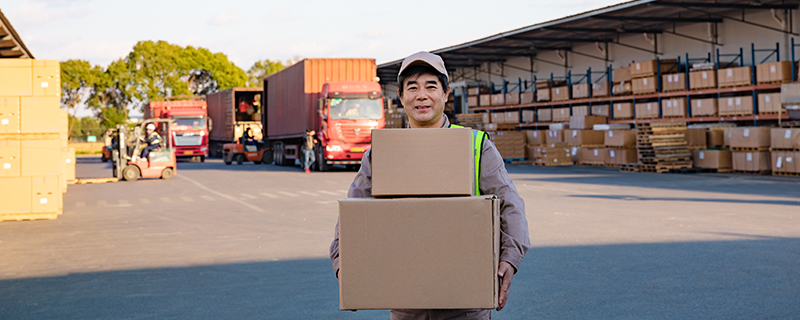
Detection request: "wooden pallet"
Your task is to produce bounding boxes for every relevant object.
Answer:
[758,111,783,115]
[532,161,574,166]
[1,212,60,222]
[773,171,800,177]
[730,147,770,152]
[568,144,604,148]
[668,167,730,174]
[719,112,755,117]
[620,163,641,172]
[75,178,119,184]
[718,82,753,88]
[578,161,605,166]
[507,160,536,165]
[757,80,792,85]
[770,148,800,152]
[503,158,526,163]
[733,170,771,175]
[690,86,717,91]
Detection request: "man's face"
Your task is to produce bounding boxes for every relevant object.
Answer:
[146,128,154,134]
[400,73,447,127]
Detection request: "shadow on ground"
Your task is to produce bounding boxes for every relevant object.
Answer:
[569,194,800,206]
[2,238,798,320]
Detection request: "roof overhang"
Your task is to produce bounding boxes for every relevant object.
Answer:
[0,9,34,59]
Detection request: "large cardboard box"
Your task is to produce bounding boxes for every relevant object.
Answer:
[21,137,62,177]
[572,105,589,117]
[480,95,492,107]
[537,146,572,165]
[663,98,687,117]
[20,97,62,133]
[564,129,604,146]
[31,175,61,213]
[631,59,678,78]
[732,151,771,172]
[552,107,570,122]
[580,148,606,164]
[770,151,799,173]
[521,110,534,123]
[634,102,659,119]
[691,98,718,117]
[612,102,633,119]
[0,97,21,134]
[536,88,550,102]
[707,129,724,147]
[771,128,800,150]
[504,111,519,124]
[552,86,570,101]
[781,83,800,104]
[591,82,610,97]
[662,73,686,92]
[491,94,505,106]
[569,115,607,130]
[758,93,782,114]
[591,104,610,117]
[686,128,707,148]
[546,130,563,145]
[613,66,631,83]
[757,61,793,84]
[0,140,21,178]
[467,96,479,108]
[604,130,636,148]
[717,67,751,87]
[0,176,32,214]
[526,130,546,146]
[504,93,519,105]
[537,108,552,122]
[371,129,474,197]
[491,113,503,124]
[729,127,771,149]
[338,196,499,310]
[632,76,656,95]
[689,70,717,90]
[32,60,61,97]
[0,59,34,97]
[719,96,754,116]
[491,131,526,159]
[520,92,534,104]
[572,83,590,99]
[605,148,637,165]
[693,150,732,169]
[612,82,632,95]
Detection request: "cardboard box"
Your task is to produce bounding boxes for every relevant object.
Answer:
[537,108,552,122]
[604,130,636,148]
[572,105,589,117]
[371,129,474,197]
[758,93,782,114]
[0,140,21,178]
[491,113,503,124]
[781,83,800,104]
[724,127,732,148]
[491,131,526,159]
[691,98,717,117]
[491,94,505,106]
[634,102,659,119]
[20,97,61,133]
[467,96,479,108]
[693,150,732,169]
[605,148,637,165]
[572,83,590,99]
[338,196,500,310]
[612,82,631,95]
[31,175,61,213]
[536,88,550,102]
[732,151,771,172]
[546,130,563,145]
[771,128,800,150]
[526,130,546,146]
[480,95,492,107]
[707,129,724,147]
[729,127,771,149]
[662,73,686,92]
[757,61,793,84]
[505,111,519,124]
[662,98,687,117]
[0,176,33,214]
[613,66,631,83]
[580,148,606,164]
[591,104,610,117]
[521,110,534,123]
[719,96,754,116]
[612,102,633,119]
[569,115,607,130]
[21,138,62,177]
[592,82,610,97]
[538,146,572,165]
[0,59,34,97]
[64,147,76,181]
[689,70,717,90]
[552,107,570,122]
[717,67,748,87]
[33,60,61,97]
[686,128,707,148]
[525,145,537,160]
[520,92,534,104]
[631,59,678,78]
[552,86,570,101]
[564,129,604,146]
[632,76,657,95]
[771,151,800,173]
[0,97,21,134]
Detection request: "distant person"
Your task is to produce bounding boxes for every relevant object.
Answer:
[344,103,361,117]
[302,129,318,173]
[139,123,161,160]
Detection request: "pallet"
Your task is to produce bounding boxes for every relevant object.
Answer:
[690,86,717,91]
[578,162,605,166]
[758,111,783,115]
[503,158,526,163]
[1,212,60,222]
[668,167,730,174]
[663,88,687,93]
[757,80,792,85]
[663,115,689,119]
[632,91,657,96]
[718,82,753,88]
[733,170,771,175]
[688,145,707,149]
[719,112,755,117]
[532,161,574,166]
[620,163,641,172]
[773,171,800,177]
[770,148,800,152]
[496,124,518,131]
[507,160,536,165]
[568,144,604,148]
[75,178,119,184]
[604,145,633,149]
[614,117,634,121]
[730,147,770,152]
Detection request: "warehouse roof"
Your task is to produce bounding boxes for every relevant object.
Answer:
[0,9,34,59]
[376,0,799,84]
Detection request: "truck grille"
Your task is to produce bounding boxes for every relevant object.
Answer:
[337,126,372,139]
[174,134,202,146]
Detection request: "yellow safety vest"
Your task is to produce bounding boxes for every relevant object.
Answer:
[449,124,488,195]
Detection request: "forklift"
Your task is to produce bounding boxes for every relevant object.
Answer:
[111,119,177,181]
[222,127,273,165]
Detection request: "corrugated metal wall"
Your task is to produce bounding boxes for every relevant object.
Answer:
[207,89,233,141]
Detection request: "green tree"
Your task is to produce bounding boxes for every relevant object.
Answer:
[60,59,105,138]
[246,57,300,87]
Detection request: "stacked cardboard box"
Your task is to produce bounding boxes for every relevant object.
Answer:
[632,77,657,95]
[572,83,590,99]
[717,67,752,88]
[569,115,607,130]
[630,59,678,78]
[536,88,550,102]
[718,96,754,116]
[524,130,546,161]
[521,110,535,123]
[455,113,489,128]
[489,131,526,159]
[689,70,717,90]
[537,108,552,122]
[0,59,67,222]
[756,61,793,84]
[781,83,800,105]
[634,101,660,119]
[602,129,636,167]
[340,128,500,310]
[692,149,732,171]
[691,98,718,117]
[467,86,490,108]
[572,105,589,116]
[729,127,771,174]
[546,129,563,145]
[520,92,534,104]
[592,82,610,97]
[552,86,570,102]
[491,94,505,106]
[662,98,688,118]
[552,107,570,122]
[591,104,610,117]
[605,148,637,166]
[612,102,634,120]
[384,107,406,128]
[564,129,603,147]
[579,148,606,165]
[686,128,707,149]
[662,73,686,92]
[533,144,573,166]
[770,128,800,176]
[757,92,783,114]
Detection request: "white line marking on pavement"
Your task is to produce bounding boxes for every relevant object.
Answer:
[299,191,317,196]
[176,175,264,213]
[278,192,299,197]
[338,190,349,194]
[160,197,173,203]
[119,199,129,205]
[97,200,107,207]
[181,196,194,202]
[241,193,257,199]
[318,190,339,196]
[200,195,215,201]
[75,201,85,208]
[316,200,338,205]
[139,198,151,204]
[260,193,278,198]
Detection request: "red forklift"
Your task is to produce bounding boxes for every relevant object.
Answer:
[111,119,177,181]
[222,127,273,165]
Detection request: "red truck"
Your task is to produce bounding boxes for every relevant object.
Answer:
[262,58,384,171]
[206,87,263,158]
[145,100,210,162]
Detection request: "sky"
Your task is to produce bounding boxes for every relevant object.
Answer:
[3,0,623,69]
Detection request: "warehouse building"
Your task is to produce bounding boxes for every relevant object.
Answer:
[0,9,34,58]
[377,0,800,175]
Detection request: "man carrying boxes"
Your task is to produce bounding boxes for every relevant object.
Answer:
[330,52,530,319]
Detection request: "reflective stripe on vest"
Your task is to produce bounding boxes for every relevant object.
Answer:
[449,124,487,196]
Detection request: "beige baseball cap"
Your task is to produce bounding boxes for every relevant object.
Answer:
[397,51,448,84]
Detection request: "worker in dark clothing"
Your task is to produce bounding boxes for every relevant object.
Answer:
[302,129,318,173]
[140,123,161,160]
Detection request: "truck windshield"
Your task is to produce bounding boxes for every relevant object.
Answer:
[172,116,206,130]
[329,99,382,120]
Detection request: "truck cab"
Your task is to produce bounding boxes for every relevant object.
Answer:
[146,100,210,162]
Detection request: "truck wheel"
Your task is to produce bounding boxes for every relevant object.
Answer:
[161,167,174,179]
[317,148,329,172]
[236,154,244,165]
[200,156,205,163]
[262,150,273,165]
[274,144,287,166]
[122,166,140,181]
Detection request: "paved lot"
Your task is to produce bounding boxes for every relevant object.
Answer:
[1,156,799,319]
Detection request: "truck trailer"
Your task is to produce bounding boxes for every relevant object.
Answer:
[206,87,263,158]
[144,100,210,162]
[262,58,384,171]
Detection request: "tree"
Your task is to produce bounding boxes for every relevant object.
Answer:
[246,59,288,87]
[60,59,105,139]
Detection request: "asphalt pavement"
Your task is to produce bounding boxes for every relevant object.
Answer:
[1,156,799,319]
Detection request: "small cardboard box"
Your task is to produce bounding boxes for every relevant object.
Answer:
[605,148,637,165]
[552,107,570,122]
[771,128,800,150]
[521,110,534,123]
[569,115,607,130]
[505,111,519,124]
[537,108,552,122]
[758,93,781,114]
[526,130,546,146]
[520,92,534,104]
[371,129,474,197]
[536,89,550,102]
[564,129,604,146]
[691,98,718,117]
[338,196,499,310]
[546,130,563,145]
[662,73,686,92]
[491,113,504,124]
[504,93,519,105]
[572,83,590,99]
[729,127,771,149]
[552,86,570,101]
[612,102,633,119]
[467,96,479,108]
[613,66,631,83]
[693,149,732,169]
[592,82,610,97]
[707,129,724,147]
[591,104,610,117]
[581,148,607,164]
[732,151,771,172]
[604,130,636,148]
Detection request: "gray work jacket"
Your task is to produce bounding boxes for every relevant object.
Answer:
[329,116,531,275]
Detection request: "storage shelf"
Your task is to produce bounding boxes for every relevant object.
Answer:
[516,113,789,128]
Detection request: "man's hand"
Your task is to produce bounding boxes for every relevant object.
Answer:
[497,261,515,311]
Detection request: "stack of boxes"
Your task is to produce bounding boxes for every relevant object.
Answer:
[729,127,771,174]
[591,82,610,98]
[572,83,590,99]
[611,102,634,120]
[0,59,70,221]
[756,61,793,84]
[717,66,752,88]
[525,130,546,162]
[552,107,570,122]
[662,98,688,118]
[634,101,660,119]
[691,97,718,117]
[602,128,637,167]
[662,72,686,92]
[757,92,782,114]
[338,128,500,310]
[770,128,800,176]
[718,96,754,116]
[489,131,526,160]
[466,86,490,109]
[535,80,552,102]
[383,106,406,128]
[612,65,632,95]
[566,115,606,164]
[454,113,489,128]
[689,65,717,90]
